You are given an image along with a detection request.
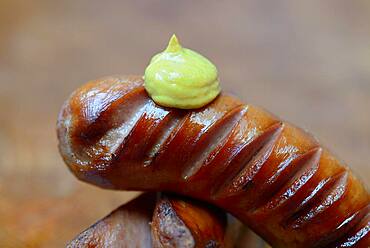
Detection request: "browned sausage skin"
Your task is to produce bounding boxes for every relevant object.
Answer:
[152,194,227,248]
[67,193,156,248]
[58,75,369,248]
[67,193,230,248]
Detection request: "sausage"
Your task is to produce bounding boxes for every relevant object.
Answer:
[152,194,227,247]
[58,75,369,248]
[67,193,237,247]
[67,193,155,248]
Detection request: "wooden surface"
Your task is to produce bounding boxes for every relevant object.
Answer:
[0,0,369,247]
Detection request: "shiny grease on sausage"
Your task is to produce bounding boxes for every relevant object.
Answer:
[58,75,369,248]
[67,193,233,248]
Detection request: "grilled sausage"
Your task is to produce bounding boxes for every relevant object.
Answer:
[152,194,227,248]
[67,193,155,248]
[58,75,369,248]
[67,193,233,247]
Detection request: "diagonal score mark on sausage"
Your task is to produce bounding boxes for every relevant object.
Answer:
[182,105,248,180]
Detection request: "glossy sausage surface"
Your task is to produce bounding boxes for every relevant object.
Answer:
[58,76,369,248]
[152,194,227,248]
[67,193,230,248]
[67,193,155,248]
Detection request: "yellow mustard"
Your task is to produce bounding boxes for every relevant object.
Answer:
[144,35,220,109]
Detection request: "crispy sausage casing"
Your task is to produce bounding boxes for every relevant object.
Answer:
[67,193,229,248]
[58,76,369,248]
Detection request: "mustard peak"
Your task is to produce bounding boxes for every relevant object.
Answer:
[165,34,182,53]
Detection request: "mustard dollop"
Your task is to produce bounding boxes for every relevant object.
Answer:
[144,35,220,109]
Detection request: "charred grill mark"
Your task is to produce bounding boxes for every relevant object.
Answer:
[287,171,348,229]
[318,204,369,247]
[150,96,243,180]
[265,170,347,244]
[68,85,150,170]
[232,124,284,193]
[248,148,321,213]
[110,102,169,165]
[331,206,370,247]
[93,93,149,162]
[148,111,192,172]
[72,78,144,144]
[143,111,187,167]
[231,126,283,197]
[287,177,332,217]
[76,77,142,123]
[182,105,247,180]
[255,148,323,215]
[213,123,284,199]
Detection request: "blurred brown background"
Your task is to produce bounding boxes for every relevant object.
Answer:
[0,0,369,247]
